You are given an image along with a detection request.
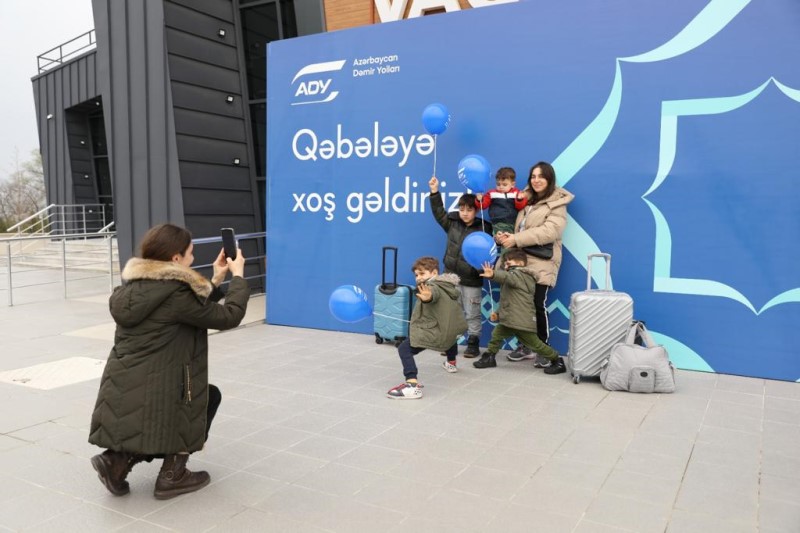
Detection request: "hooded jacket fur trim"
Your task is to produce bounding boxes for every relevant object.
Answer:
[122,258,213,298]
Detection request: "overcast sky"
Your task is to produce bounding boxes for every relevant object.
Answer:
[0,0,94,176]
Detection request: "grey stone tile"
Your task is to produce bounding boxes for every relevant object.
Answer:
[494,425,572,456]
[241,424,315,450]
[286,434,361,461]
[194,438,277,470]
[414,488,500,530]
[572,520,632,533]
[584,492,670,533]
[205,471,286,507]
[760,473,800,504]
[24,503,134,532]
[472,448,549,476]
[248,451,327,483]
[276,411,343,433]
[513,476,596,515]
[206,508,328,532]
[323,418,393,442]
[711,388,763,407]
[336,444,413,474]
[367,426,441,453]
[764,379,800,400]
[0,475,38,504]
[0,487,83,530]
[674,483,758,523]
[486,502,580,533]
[354,475,439,514]
[624,431,695,461]
[114,520,172,532]
[616,449,690,481]
[553,427,633,466]
[762,450,800,479]
[759,497,800,532]
[715,373,765,395]
[600,469,681,507]
[295,461,382,497]
[681,460,759,494]
[143,487,246,531]
[666,509,757,533]
[688,439,760,472]
[534,456,613,492]
[445,464,530,500]
[387,453,467,487]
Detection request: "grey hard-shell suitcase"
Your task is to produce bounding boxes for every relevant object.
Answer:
[566,253,633,384]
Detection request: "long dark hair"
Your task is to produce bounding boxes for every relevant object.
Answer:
[139,223,192,261]
[527,161,556,205]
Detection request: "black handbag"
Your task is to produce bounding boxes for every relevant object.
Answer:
[522,243,553,259]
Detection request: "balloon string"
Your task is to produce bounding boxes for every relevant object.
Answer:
[433,134,438,176]
[373,312,411,323]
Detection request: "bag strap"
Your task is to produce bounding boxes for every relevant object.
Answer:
[625,321,657,347]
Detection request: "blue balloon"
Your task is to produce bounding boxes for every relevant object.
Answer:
[421,103,450,135]
[329,285,372,323]
[461,232,498,270]
[457,154,491,193]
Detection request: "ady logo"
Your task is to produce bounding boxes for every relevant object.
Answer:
[291,60,346,106]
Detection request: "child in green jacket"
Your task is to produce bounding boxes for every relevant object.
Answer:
[473,249,566,374]
[387,257,467,399]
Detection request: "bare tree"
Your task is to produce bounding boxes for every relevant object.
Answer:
[0,149,46,232]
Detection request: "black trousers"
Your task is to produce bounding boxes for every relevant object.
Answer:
[534,283,550,343]
[205,384,222,442]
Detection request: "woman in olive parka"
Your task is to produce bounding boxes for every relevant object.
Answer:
[89,223,249,500]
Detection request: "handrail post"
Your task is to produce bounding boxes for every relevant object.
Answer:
[82,206,87,239]
[109,235,114,292]
[6,242,12,307]
[62,238,68,299]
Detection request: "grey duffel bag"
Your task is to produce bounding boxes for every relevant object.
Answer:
[600,322,675,393]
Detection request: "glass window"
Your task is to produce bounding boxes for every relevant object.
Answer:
[241,3,279,100]
[250,103,266,177]
[94,157,112,197]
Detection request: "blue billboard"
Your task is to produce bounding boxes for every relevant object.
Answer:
[267,0,800,381]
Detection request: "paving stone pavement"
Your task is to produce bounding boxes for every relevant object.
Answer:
[0,278,798,532]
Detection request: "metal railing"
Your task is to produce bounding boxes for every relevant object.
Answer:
[8,203,112,235]
[1,232,117,306]
[37,29,96,73]
[191,232,266,289]
[0,230,266,306]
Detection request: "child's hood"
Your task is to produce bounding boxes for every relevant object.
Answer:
[428,272,461,298]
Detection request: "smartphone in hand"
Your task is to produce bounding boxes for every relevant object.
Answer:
[221,228,237,260]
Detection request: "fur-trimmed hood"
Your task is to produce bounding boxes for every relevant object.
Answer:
[111,258,214,327]
[424,272,462,301]
[122,258,213,297]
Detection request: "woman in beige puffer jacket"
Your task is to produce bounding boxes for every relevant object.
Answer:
[496,162,574,347]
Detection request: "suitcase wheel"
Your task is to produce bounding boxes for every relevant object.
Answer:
[572,374,580,385]
[374,333,384,345]
[393,336,406,347]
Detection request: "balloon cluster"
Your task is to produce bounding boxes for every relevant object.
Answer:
[328,103,497,324]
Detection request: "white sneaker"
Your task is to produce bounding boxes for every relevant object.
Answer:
[387,382,423,399]
[442,361,458,373]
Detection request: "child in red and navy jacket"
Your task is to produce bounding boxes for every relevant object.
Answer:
[475,167,526,236]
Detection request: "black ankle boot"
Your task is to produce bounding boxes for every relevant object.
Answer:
[154,454,210,500]
[464,335,480,358]
[473,352,497,369]
[544,356,566,375]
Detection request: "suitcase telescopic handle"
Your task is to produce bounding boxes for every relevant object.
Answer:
[586,253,611,290]
[382,246,399,289]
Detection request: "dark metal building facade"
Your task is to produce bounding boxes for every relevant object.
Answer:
[32,0,325,266]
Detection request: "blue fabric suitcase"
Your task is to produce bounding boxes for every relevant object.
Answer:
[374,246,412,345]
